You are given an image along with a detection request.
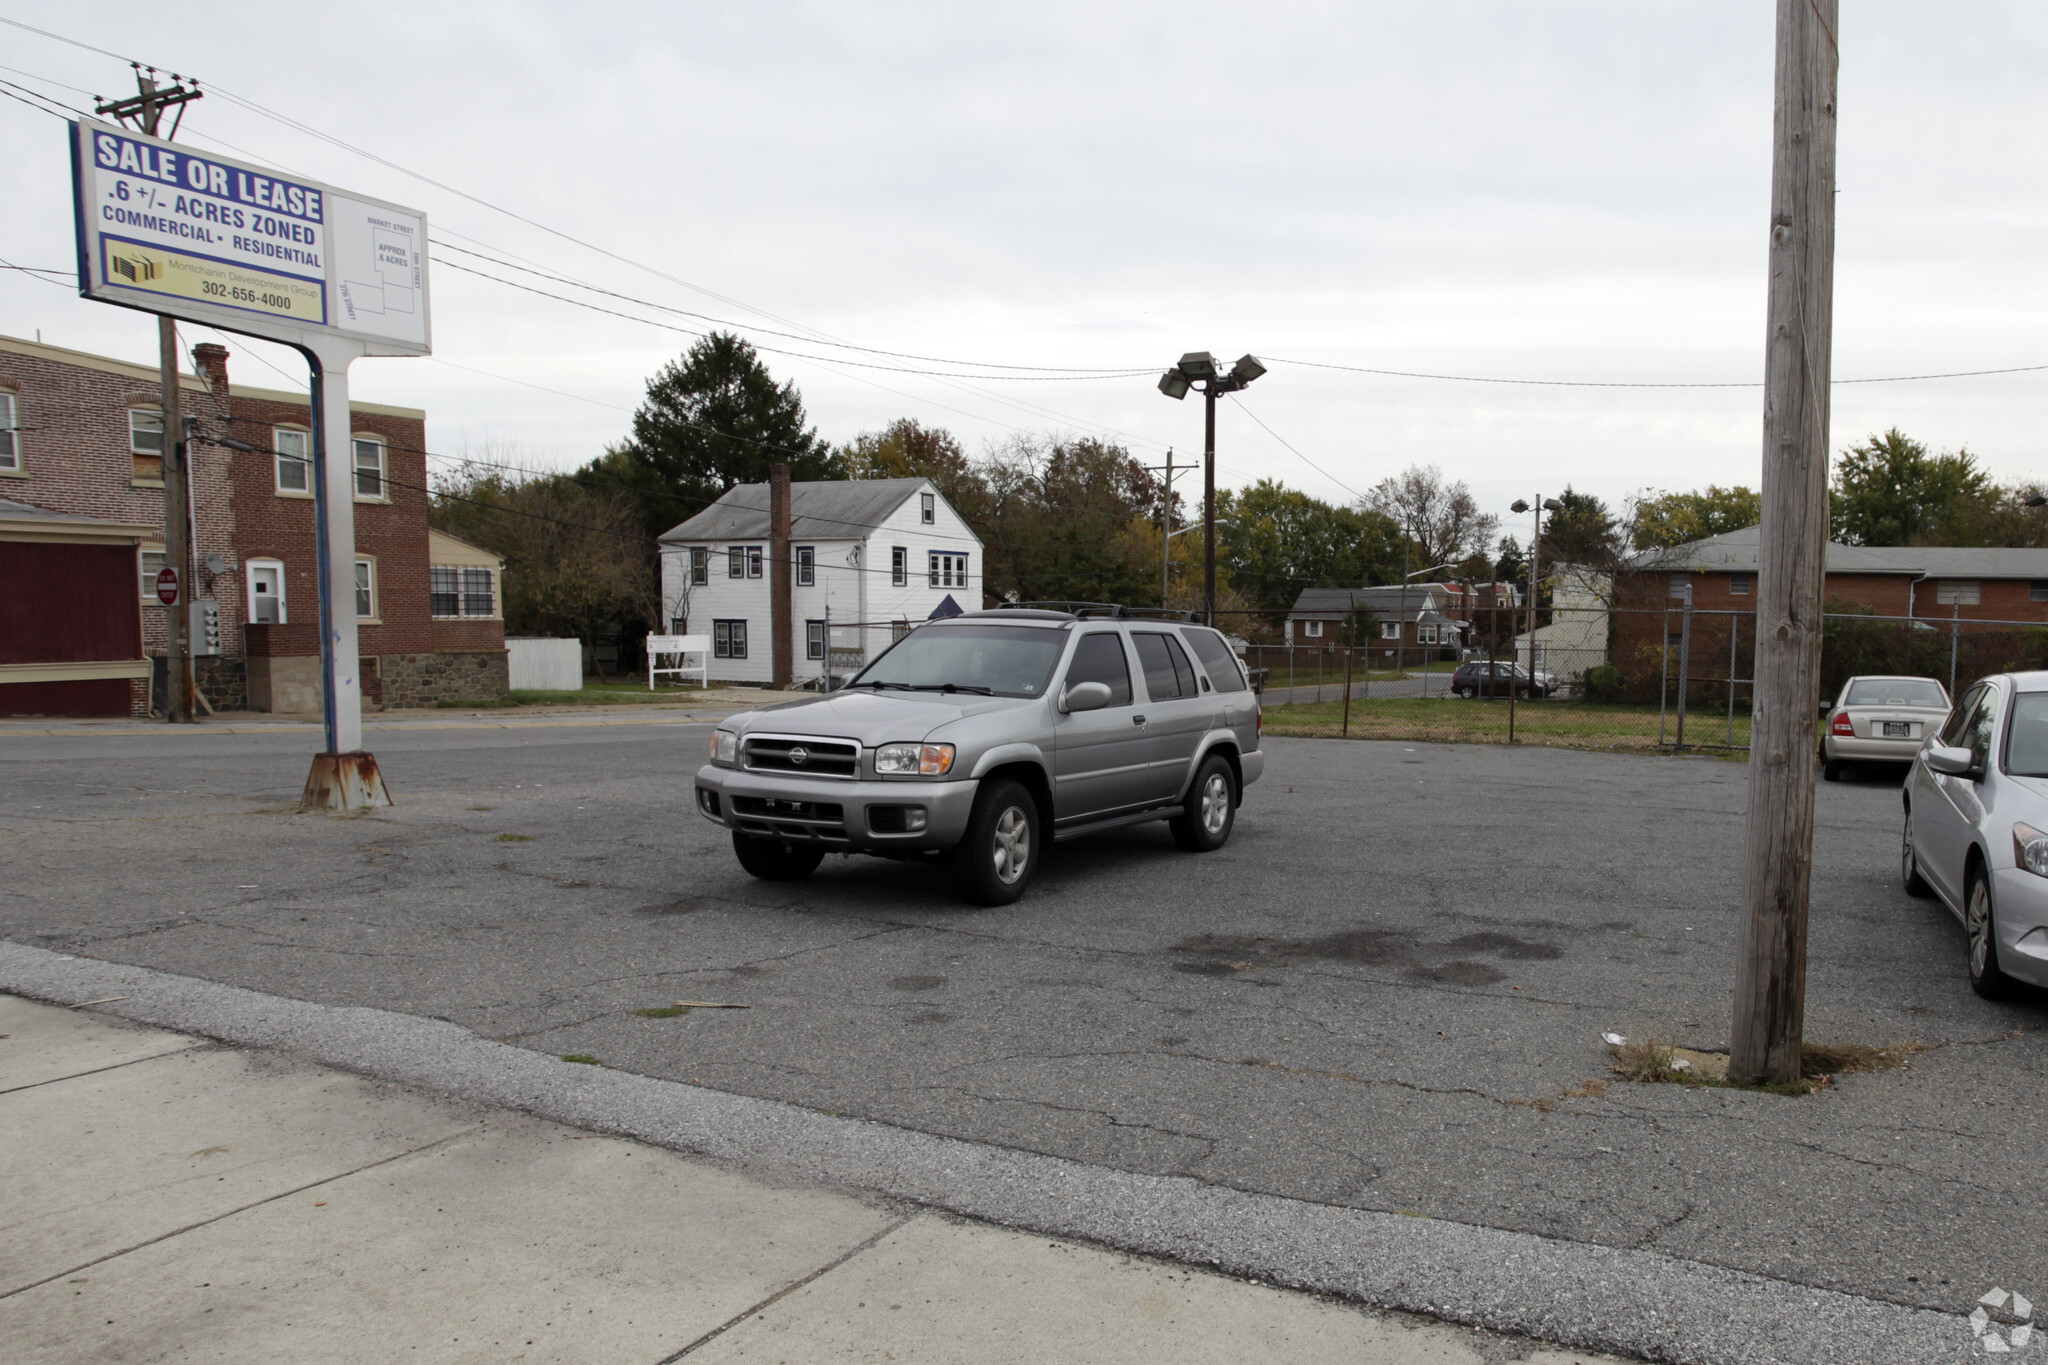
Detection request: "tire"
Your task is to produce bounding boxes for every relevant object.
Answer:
[732,831,825,882]
[1900,808,1932,898]
[951,778,1040,906]
[1965,867,2018,999]
[1454,685,1473,699]
[1170,754,1237,853]
[1823,755,1842,782]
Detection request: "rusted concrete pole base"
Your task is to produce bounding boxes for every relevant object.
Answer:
[301,751,393,813]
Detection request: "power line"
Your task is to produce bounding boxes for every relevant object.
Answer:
[1226,396,1367,504]
[427,241,1148,376]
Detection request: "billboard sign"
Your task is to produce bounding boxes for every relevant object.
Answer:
[69,119,430,356]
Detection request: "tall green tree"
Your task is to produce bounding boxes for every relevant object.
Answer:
[979,436,1163,606]
[1831,428,1991,546]
[1630,485,1762,549]
[840,418,988,528]
[1538,486,1619,566]
[587,332,841,537]
[1216,479,1404,612]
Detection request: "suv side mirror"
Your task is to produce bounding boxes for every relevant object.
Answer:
[1061,681,1112,713]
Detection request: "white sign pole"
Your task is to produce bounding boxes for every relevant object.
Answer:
[307,339,366,756]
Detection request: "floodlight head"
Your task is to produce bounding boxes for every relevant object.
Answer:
[1542,498,1565,511]
[2027,494,2048,508]
[1177,351,1218,382]
[1158,370,1192,400]
[1510,499,1530,514]
[1229,354,1266,385]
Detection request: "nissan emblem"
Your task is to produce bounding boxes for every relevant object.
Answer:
[788,746,809,766]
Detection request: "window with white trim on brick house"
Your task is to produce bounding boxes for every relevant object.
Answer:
[1303,620,1323,638]
[274,427,311,494]
[0,391,19,472]
[1936,580,1982,606]
[353,437,386,499]
[140,548,166,601]
[129,407,163,481]
[354,558,378,620]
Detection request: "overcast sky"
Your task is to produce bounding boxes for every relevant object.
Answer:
[6,2,2047,538]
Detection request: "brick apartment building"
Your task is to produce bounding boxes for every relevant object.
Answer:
[0,332,507,716]
[1613,524,2048,697]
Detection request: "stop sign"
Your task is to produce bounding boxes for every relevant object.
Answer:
[155,566,179,606]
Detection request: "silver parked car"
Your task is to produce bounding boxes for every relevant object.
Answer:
[1901,670,2048,997]
[1822,674,1951,781]
[693,608,1265,905]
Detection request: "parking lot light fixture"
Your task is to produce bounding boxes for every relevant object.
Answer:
[1157,349,1267,625]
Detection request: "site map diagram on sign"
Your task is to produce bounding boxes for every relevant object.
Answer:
[336,211,421,325]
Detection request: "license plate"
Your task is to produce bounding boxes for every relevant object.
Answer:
[1883,721,1911,738]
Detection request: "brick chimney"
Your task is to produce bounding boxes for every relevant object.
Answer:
[769,463,792,690]
[191,342,230,400]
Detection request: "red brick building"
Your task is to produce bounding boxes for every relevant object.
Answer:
[0,333,506,716]
[1615,525,2048,698]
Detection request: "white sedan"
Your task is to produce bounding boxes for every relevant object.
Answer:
[1822,675,1950,781]
[1901,670,2048,997]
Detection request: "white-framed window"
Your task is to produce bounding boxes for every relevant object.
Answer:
[1302,620,1323,638]
[806,619,826,660]
[728,545,744,578]
[430,566,496,618]
[713,619,748,658]
[275,427,311,494]
[246,558,286,624]
[354,558,378,620]
[1729,572,1752,596]
[1418,624,1438,645]
[891,619,912,641]
[352,437,386,500]
[2032,581,2048,604]
[892,546,907,586]
[1936,580,1981,606]
[920,492,935,524]
[140,548,166,601]
[0,391,20,471]
[128,407,163,455]
[929,551,968,588]
[689,547,709,585]
[1380,621,1400,640]
[747,546,763,578]
[796,545,815,586]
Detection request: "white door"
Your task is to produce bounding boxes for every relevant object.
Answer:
[249,562,283,624]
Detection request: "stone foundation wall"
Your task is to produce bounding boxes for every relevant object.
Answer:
[196,656,248,712]
[378,650,509,708]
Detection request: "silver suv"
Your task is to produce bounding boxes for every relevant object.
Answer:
[694,608,1265,905]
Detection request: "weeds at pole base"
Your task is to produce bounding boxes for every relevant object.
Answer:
[1607,1037,1926,1096]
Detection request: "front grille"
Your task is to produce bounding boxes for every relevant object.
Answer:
[742,735,860,778]
[731,796,844,822]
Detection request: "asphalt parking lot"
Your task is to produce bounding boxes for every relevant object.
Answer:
[4,715,2044,1329]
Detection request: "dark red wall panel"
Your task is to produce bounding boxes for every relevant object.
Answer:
[0,679,131,717]
[0,541,141,665]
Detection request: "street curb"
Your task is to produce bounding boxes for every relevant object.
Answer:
[0,942,1975,1365]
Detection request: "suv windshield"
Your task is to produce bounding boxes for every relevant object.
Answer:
[1844,678,1948,708]
[850,623,1065,698]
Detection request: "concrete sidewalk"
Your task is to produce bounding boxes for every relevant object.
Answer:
[1,995,1622,1364]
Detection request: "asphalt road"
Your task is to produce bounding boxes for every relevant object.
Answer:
[4,714,2043,1328]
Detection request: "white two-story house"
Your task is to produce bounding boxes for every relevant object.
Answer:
[657,476,984,685]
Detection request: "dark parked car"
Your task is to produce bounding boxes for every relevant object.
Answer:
[1450,661,1550,699]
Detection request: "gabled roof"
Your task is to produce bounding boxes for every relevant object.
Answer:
[659,477,970,545]
[1632,524,2048,579]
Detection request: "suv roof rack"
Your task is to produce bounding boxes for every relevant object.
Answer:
[994,601,1202,622]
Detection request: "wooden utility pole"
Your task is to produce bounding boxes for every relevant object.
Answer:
[1731,0,1837,1086]
[99,68,203,724]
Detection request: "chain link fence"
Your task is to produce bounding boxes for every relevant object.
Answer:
[1252,606,2048,755]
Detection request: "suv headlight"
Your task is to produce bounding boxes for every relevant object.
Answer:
[2015,822,2048,877]
[711,729,739,765]
[875,742,955,776]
